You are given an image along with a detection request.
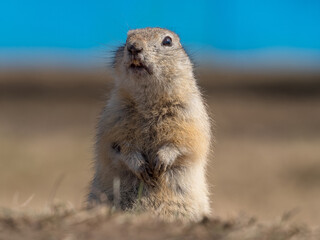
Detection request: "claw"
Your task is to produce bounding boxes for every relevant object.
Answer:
[146,165,153,176]
[137,165,156,187]
[153,156,170,178]
[159,162,167,176]
[143,173,156,187]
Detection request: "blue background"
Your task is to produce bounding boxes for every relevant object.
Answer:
[1,0,320,68]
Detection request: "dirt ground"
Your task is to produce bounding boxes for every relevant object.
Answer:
[0,68,319,229]
[0,205,319,240]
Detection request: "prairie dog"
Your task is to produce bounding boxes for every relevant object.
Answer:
[88,27,212,222]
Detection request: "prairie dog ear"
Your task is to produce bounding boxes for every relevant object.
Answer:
[127,29,136,36]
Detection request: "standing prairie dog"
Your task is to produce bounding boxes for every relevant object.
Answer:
[88,27,212,222]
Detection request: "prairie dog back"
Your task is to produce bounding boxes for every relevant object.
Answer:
[89,27,212,222]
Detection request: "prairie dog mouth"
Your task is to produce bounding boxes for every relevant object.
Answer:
[128,59,151,74]
[130,59,144,68]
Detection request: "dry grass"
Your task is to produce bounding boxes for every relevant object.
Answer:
[0,68,319,238]
[0,204,318,240]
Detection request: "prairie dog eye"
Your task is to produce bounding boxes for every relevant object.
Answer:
[162,36,172,46]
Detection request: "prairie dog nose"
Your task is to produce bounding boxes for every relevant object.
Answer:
[127,42,143,55]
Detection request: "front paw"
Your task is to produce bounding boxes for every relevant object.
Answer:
[137,164,157,187]
[153,146,180,178]
[153,156,170,178]
[111,142,121,153]
[123,152,157,187]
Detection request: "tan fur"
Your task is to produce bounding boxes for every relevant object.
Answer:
[88,27,212,222]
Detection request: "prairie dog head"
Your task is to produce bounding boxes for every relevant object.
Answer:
[113,28,194,89]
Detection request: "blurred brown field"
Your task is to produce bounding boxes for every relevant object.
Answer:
[0,68,319,226]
